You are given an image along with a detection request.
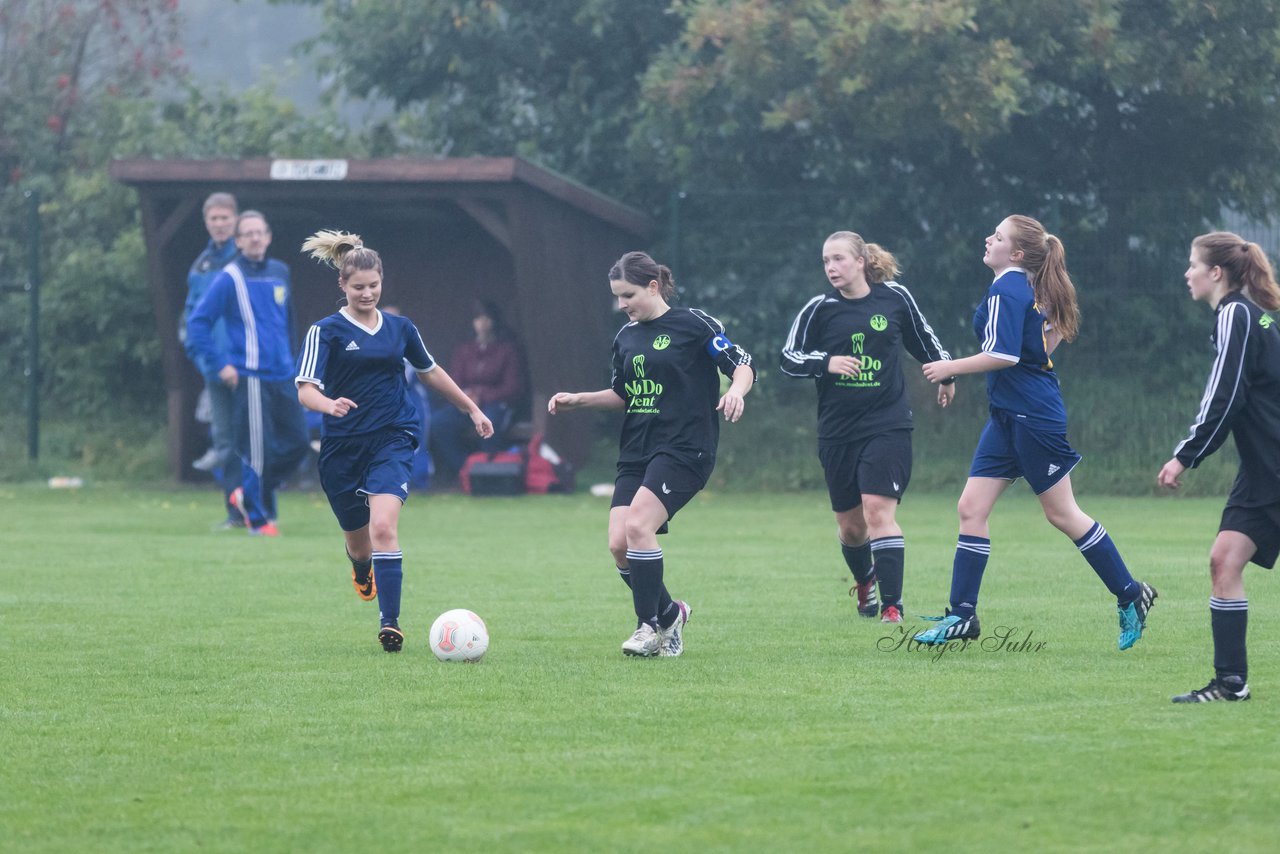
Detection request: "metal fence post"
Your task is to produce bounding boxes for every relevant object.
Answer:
[25,189,40,460]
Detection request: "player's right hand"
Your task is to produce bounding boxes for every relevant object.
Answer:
[827,356,861,378]
[547,392,575,414]
[328,397,358,417]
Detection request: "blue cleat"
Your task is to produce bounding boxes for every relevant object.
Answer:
[914,610,980,645]
[1117,582,1158,650]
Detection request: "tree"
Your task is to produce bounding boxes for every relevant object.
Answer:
[638,0,1280,243]
[297,0,679,197]
[0,0,354,426]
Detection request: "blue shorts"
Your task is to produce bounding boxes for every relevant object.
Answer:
[818,429,912,513]
[968,410,1081,495]
[318,428,416,531]
[612,453,712,523]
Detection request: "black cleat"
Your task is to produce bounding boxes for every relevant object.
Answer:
[1172,674,1250,703]
[378,624,404,653]
[851,573,880,618]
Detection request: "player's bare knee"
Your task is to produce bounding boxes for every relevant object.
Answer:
[956,496,988,529]
[624,516,654,544]
[1208,548,1241,585]
[608,540,628,566]
[368,519,397,549]
[837,519,866,545]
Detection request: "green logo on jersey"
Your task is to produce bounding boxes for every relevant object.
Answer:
[850,332,865,354]
[1262,314,1275,330]
[870,314,888,332]
[625,353,663,413]
[836,355,883,389]
[653,334,671,350]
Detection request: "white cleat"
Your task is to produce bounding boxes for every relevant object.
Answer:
[622,622,661,657]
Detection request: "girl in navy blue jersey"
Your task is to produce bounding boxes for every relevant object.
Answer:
[1158,232,1280,703]
[548,251,755,658]
[296,230,493,653]
[916,215,1157,649]
[781,231,956,623]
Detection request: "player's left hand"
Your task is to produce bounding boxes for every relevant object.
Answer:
[937,381,955,408]
[472,410,494,438]
[717,391,745,423]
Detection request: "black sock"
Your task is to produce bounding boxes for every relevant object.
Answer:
[619,565,674,625]
[1210,597,1248,681]
[347,549,372,579]
[840,539,874,584]
[625,549,663,626]
[870,536,905,607]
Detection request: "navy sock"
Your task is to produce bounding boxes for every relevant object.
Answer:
[373,550,403,627]
[949,535,990,618]
[870,536,904,607]
[1210,597,1248,681]
[1074,523,1138,602]
[618,565,674,624]
[840,539,874,584]
[625,549,663,627]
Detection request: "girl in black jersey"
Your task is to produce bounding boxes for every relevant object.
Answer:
[1158,231,1280,703]
[781,231,956,623]
[549,251,756,657]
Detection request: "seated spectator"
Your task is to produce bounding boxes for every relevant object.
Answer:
[431,300,524,484]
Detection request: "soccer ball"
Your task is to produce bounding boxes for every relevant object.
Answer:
[429,609,489,663]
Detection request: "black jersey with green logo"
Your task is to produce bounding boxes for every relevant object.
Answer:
[610,307,754,467]
[1174,291,1280,507]
[780,282,952,446]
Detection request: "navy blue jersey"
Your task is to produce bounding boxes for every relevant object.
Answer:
[610,307,754,467]
[973,268,1067,431]
[187,255,297,382]
[780,282,952,446]
[1174,291,1280,507]
[295,309,437,443]
[181,237,238,375]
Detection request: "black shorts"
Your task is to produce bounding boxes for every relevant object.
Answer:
[613,453,712,523]
[818,429,912,513]
[1220,502,1280,569]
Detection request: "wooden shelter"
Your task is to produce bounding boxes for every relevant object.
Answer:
[110,157,653,482]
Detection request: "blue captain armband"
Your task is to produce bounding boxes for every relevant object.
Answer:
[706,334,733,356]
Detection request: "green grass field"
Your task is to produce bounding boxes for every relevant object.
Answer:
[3,484,1277,852]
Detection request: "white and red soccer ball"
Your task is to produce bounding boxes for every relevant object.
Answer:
[429,609,489,663]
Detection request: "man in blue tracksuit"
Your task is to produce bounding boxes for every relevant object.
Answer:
[187,210,309,536]
[182,192,242,528]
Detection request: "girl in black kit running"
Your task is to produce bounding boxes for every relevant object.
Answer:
[780,231,956,622]
[1158,231,1280,703]
[549,251,756,657]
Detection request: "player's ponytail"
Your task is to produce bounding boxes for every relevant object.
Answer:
[302,229,383,282]
[1007,215,1081,342]
[825,231,900,284]
[1191,231,1280,311]
[863,242,900,284]
[610,250,676,300]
